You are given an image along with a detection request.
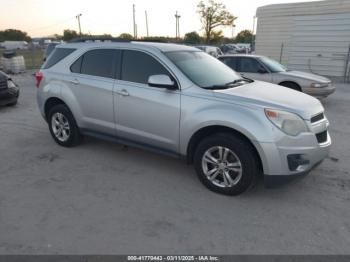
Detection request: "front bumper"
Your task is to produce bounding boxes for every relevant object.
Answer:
[256,120,331,186]
[303,85,336,98]
[0,86,19,106]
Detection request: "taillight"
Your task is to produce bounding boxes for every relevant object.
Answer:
[35,71,43,88]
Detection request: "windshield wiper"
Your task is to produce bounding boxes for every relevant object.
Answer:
[204,78,250,90]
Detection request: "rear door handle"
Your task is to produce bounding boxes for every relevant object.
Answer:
[115,89,130,97]
[69,79,79,85]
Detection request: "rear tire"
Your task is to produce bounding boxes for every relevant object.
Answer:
[279,82,302,92]
[194,133,259,196]
[48,104,81,147]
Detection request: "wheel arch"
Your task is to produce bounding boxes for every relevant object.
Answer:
[44,97,68,121]
[186,125,263,174]
[278,81,302,91]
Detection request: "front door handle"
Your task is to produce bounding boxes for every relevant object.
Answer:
[69,79,80,85]
[116,89,130,97]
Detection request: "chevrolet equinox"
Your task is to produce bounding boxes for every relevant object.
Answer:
[36,39,331,195]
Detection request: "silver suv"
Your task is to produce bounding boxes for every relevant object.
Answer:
[36,39,331,195]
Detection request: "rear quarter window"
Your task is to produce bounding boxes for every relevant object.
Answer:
[43,48,76,69]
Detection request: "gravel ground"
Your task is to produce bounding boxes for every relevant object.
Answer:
[0,72,349,254]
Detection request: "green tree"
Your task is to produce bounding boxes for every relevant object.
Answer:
[197,0,236,43]
[208,30,224,44]
[0,29,31,42]
[235,30,253,43]
[184,31,202,44]
[62,29,79,41]
[53,34,63,41]
[119,33,133,40]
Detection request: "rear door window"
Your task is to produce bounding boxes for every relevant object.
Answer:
[43,48,76,69]
[239,57,261,73]
[80,49,120,79]
[221,57,239,71]
[121,50,171,84]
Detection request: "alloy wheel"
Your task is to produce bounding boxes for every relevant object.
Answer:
[201,146,243,188]
[51,112,71,142]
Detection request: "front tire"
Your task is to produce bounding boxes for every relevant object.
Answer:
[48,104,81,147]
[194,133,259,196]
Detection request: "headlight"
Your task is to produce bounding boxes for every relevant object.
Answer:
[265,109,309,136]
[310,82,329,88]
[7,80,17,88]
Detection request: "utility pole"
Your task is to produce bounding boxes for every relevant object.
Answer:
[145,11,149,37]
[252,15,256,50]
[133,4,137,39]
[231,24,236,39]
[76,14,82,35]
[175,11,181,39]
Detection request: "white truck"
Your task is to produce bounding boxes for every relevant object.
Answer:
[0,41,28,50]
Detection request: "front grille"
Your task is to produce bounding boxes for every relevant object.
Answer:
[311,113,324,123]
[316,131,328,144]
[0,80,7,90]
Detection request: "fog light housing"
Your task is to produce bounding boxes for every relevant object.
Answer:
[287,154,310,171]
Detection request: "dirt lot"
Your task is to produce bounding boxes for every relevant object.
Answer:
[0,72,350,254]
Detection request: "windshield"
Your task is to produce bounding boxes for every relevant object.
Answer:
[259,57,287,73]
[165,51,242,88]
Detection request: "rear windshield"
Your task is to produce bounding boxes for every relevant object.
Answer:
[43,48,76,69]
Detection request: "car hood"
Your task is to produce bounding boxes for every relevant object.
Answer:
[212,81,324,120]
[279,70,331,83]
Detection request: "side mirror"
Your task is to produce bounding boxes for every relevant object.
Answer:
[258,67,268,74]
[148,74,177,90]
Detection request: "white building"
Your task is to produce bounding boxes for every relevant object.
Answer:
[255,0,350,81]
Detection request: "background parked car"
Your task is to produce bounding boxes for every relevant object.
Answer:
[236,43,251,53]
[43,42,61,61]
[0,70,19,106]
[220,44,249,54]
[195,45,223,58]
[219,54,336,98]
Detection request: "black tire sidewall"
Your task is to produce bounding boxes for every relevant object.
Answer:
[194,133,258,196]
[280,82,301,92]
[48,104,81,147]
[6,100,18,106]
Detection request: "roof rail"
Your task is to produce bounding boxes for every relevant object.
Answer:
[68,37,131,43]
[132,39,169,43]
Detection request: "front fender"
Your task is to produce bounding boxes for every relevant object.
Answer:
[179,97,276,156]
